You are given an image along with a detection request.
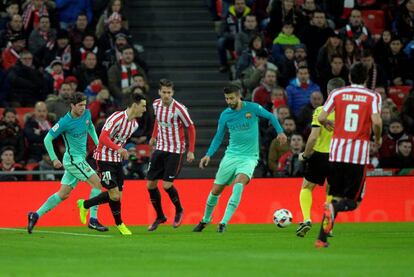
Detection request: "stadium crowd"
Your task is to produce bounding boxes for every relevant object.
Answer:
[0,0,414,180]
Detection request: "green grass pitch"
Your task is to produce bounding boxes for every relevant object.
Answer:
[1,223,413,276]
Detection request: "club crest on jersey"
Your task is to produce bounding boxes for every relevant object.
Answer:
[245,112,252,119]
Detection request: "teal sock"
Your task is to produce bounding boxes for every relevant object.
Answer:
[36,193,62,217]
[221,183,244,225]
[202,192,219,223]
[89,187,101,219]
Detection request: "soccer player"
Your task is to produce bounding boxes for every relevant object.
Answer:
[296,78,346,237]
[315,62,382,248]
[27,92,106,234]
[146,79,196,231]
[77,93,147,235]
[193,85,287,233]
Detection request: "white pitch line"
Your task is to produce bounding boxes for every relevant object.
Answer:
[0,228,113,238]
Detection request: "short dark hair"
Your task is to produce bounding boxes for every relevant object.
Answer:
[3,107,16,116]
[1,146,15,156]
[120,44,134,54]
[223,85,241,95]
[330,54,343,63]
[361,49,373,58]
[296,65,309,73]
[398,139,411,147]
[159,78,174,89]
[327,77,346,93]
[127,92,146,107]
[349,62,368,85]
[70,92,87,105]
[283,116,296,123]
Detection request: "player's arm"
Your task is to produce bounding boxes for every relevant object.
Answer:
[149,120,158,148]
[200,115,226,168]
[87,122,99,146]
[319,93,335,131]
[44,120,66,169]
[371,113,382,147]
[176,105,196,162]
[300,127,320,161]
[253,103,287,144]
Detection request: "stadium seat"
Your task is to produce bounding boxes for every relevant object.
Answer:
[25,162,39,181]
[388,86,411,111]
[361,10,385,36]
[136,144,151,162]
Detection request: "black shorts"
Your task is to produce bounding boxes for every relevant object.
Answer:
[303,151,330,186]
[96,160,124,191]
[146,150,183,182]
[327,162,367,202]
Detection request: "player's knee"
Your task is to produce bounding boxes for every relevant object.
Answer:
[347,200,358,211]
[59,192,70,200]
[302,181,316,190]
[109,192,120,202]
[146,180,157,189]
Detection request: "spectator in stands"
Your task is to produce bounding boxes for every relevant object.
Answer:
[339,9,373,50]
[2,33,26,70]
[0,146,24,181]
[316,33,343,76]
[98,12,131,54]
[272,21,301,62]
[343,38,360,69]
[401,88,414,135]
[39,28,72,73]
[270,86,287,115]
[128,86,153,145]
[0,108,25,163]
[240,49,277,99]
[381,102,398,135]
[96,0,128,39]
[368,140,380,169]
[21,0,49,36]
[286,65,320,117]
[72,32,98,68]
[299,10,334,68]
[235,14,258,56]
[45,82,72,119]
[88,86,113,125]
[298,0,318,24]
[123,143,146,179]
[107,45,147,104]
[74,51,106,92]
[252,68,278,110]
[379,118,414,161]
[55,0,93,29]
[44,59,65,95]
[0,14,24,49]
[382,36,412,86]
[0,1,20,31]
[373,30,392,65]
[217,0,251,72]
[266,0,304,40]
[278,44,309,87]
[268,116,296,176]
[28,15,56,56]
[38,153,55,180]
[361,49,388,90]
[380,139,414,168]
[236,33,265,78]
[84,78,104,102]
[318,55,349,98]
[23,101,52,163]
[64,75,78,92]
[6,50,45,107]
[68,13,93,50]
[394,0,414,45]
[131,73,150,94]
[277,133,305,177]
[296,90,323,136]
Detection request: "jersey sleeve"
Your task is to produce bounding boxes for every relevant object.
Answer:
[311,107,323,127]
[103,112,122,135]
[323,91,336,113]
[48,116,67,138]
[176,104,194,127]
[251,102,284,134]
[206,113,226,157]
[371,92,382,114]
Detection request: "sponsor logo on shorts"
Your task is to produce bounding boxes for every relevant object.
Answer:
[169,176,175,179]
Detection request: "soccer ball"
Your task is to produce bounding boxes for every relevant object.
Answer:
[273,209,293,228]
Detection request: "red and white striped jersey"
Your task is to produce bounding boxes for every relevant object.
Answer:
[94,110,139,162]
[152,98,194,154]
[323,84,382,165]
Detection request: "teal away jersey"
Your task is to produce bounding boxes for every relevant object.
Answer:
[48,110,93,159]
[206,101,283,159]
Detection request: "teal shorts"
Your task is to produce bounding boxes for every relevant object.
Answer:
[61,156,96,188]
[214,155,258,185]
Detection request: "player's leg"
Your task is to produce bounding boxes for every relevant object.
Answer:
[297,179,316,237]
[28,178,74,234]
[87,186,108,232]
[147,151,167,231]
[162,152,185,228]
[193,183,226,232]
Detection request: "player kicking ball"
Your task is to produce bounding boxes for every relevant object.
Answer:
[77,93,147,235]
[27,93,106,234]
[296,78,345,237]
[193,85,287,233]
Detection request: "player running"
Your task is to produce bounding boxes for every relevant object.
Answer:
[146,79,196,231]
[193,85,287,233]
[27,93,105,234]
[77,93,147,235]
[296,78,346,237]
[315,62,382,248]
